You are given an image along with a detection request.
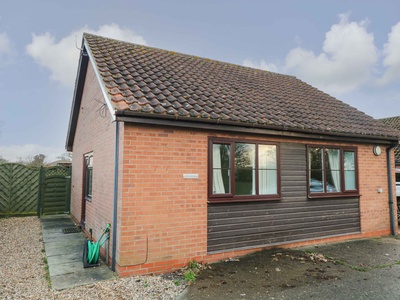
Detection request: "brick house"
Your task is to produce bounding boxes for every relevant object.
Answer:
[66,34,400,276]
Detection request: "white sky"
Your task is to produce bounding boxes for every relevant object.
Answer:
[1,0,400,162]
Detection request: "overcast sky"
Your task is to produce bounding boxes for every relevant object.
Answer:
[1,0,400,162]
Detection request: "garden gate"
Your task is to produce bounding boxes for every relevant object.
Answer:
[0,163,71,216]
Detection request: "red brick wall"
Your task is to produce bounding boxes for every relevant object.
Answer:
[116,126,398,276]
[358,144,395,235]
[117,125,208,276]
[69,65,397,275]
[70,61,118,258]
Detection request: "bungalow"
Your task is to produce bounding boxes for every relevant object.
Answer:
[66,34,400,276]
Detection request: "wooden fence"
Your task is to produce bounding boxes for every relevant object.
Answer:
[0,163,71,216]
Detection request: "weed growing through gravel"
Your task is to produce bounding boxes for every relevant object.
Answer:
[42,257,51,287]
[183,260,205,284]
[184,270,196,283]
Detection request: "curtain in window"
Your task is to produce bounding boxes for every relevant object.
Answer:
[213,144,225,194]
[327,149,341,192]
[259,145,277,195]
[249,146,256,195]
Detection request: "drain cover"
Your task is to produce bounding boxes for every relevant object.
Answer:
[62,227,81,234]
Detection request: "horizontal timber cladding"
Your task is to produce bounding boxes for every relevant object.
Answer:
[207,142,361,253]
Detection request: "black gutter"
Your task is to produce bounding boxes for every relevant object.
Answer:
[387,143,398,236]
[111,121,120,271]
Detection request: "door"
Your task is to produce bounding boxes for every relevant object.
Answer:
[81,153,93,227]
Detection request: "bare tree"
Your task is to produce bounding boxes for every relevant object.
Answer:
[25,154,47,167]
[57,152,73,161]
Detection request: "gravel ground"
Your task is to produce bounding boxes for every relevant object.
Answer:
[0,216,187,300]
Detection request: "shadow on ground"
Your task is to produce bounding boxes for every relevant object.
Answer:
[178,236,400,300]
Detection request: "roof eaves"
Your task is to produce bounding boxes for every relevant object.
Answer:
[115,110,399,144]
[65,46,89,152]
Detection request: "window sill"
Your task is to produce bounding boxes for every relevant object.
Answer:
[85,197,92,203]
[308,193,360,200]
[208,196,282,204]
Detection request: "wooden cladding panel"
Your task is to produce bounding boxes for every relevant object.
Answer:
[207,143,361,253]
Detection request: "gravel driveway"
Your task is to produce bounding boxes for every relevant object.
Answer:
[0,216,186,299]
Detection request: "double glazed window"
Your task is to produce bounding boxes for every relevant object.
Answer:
[210,138,280,202]
[308,146,357,196]
[84,153,93,200]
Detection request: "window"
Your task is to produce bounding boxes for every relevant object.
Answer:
[210,138,280,203]
[308,146,358,197]
[84,153,93,200]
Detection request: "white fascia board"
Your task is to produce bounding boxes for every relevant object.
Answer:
[84,38,116,122]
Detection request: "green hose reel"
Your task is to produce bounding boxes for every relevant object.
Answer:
[83,223,111,267]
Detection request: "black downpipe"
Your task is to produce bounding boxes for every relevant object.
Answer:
[111,121,120,271]
[387,144,397,236]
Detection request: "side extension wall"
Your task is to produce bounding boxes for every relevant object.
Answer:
[70,61,118,259]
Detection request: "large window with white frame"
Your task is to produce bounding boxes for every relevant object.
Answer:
[209,138,280,203]
[308,146,358,197]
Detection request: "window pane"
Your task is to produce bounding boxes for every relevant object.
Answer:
[87,168,93,197]
[212,144,231,194]
[84,153,93,199]
[325,149,341,192]
[344,151,356,190]
[309,148,324,193]
[235,143,256,195]
[259,145,277,194]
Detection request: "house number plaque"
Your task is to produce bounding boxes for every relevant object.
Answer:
[183,174,199,179]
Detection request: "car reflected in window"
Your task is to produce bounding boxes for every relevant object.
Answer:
[310,178,337,193]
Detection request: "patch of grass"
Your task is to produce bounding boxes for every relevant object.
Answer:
[329,256,398,272]
[184,270,196,283]
[333,259,346,266]
[182,260,204,284]
[188,260,201,270]
[173,279,181,286]
[349,265,368,272]
[42,257,51,288]
[372,263,395,269]
[303,249,316,254]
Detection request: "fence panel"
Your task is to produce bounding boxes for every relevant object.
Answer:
[0,164,40,215]
[0,163,71,216]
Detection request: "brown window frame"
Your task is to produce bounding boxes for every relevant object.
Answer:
[307,145,359,199]
[83,152,93,201]
[208,137,281,203]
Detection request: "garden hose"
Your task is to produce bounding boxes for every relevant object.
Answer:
[87,223,111,264]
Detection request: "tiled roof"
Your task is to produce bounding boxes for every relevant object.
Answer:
[84,33,400,140]
[380,116,400,161]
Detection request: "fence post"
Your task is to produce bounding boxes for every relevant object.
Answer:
[37,166,44,217]
[65,167,72,213]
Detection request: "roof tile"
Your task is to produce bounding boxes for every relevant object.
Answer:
[84,33,400,140]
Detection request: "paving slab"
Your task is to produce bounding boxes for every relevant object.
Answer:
[50,266,115,290]
[41,214,116,290]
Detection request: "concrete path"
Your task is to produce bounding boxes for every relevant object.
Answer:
[41,214,116,290]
